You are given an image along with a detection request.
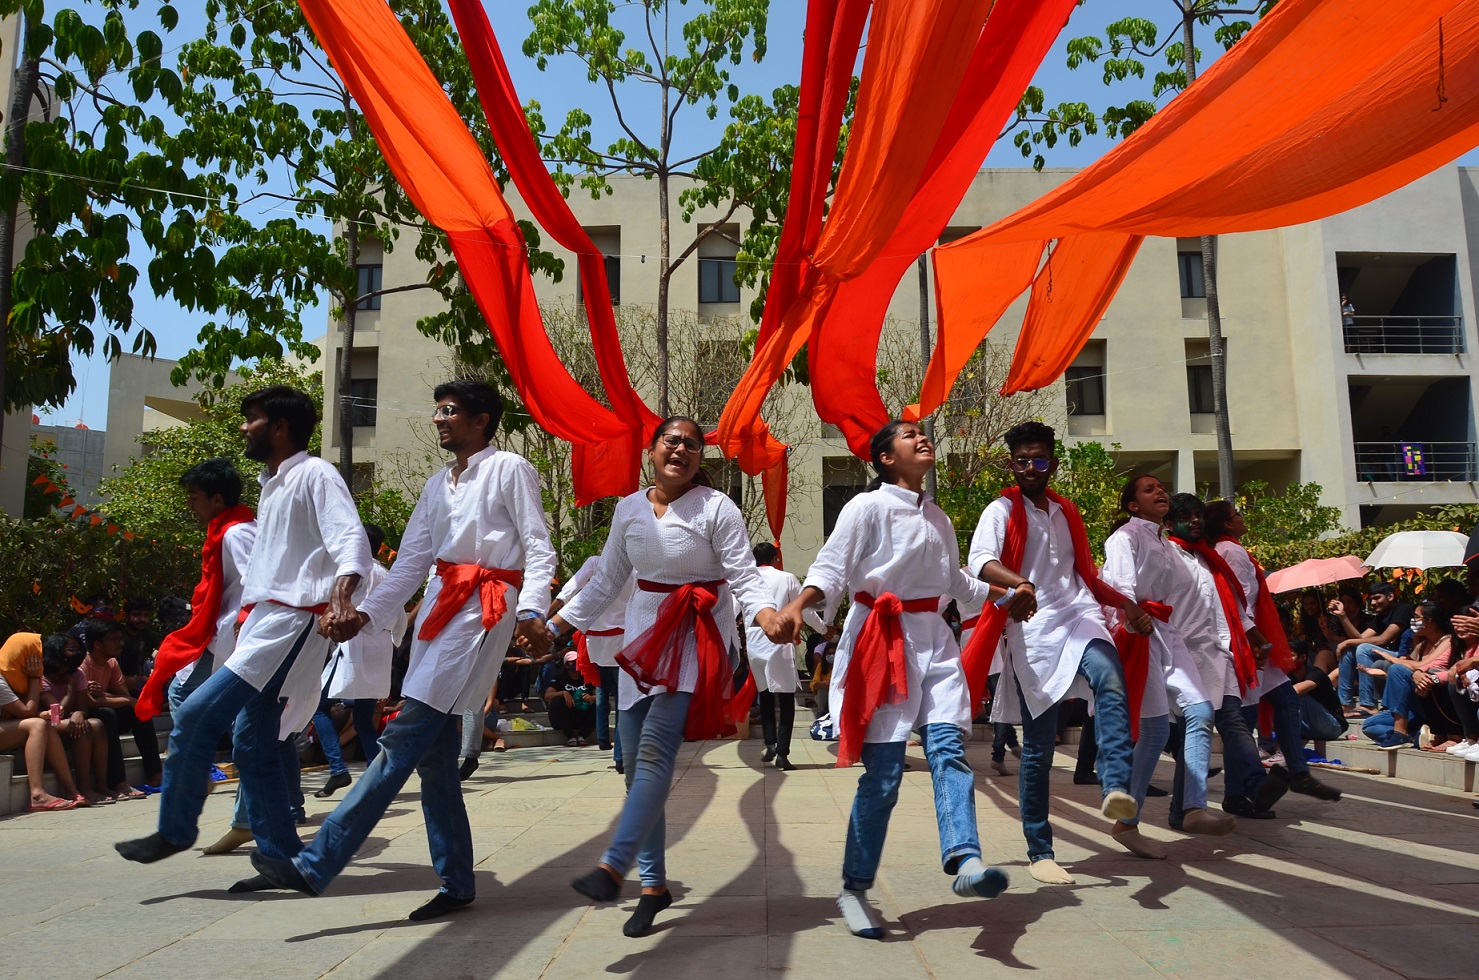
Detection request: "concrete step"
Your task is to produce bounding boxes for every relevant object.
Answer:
[4,730,168,817]
[1318,736,1477,792]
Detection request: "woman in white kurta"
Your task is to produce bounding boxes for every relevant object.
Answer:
[554,554,636,757]
[1100,477,1232,854]
[551,417,787,939]
[779,420,1005,942]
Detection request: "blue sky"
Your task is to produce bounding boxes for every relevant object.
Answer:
[36,0,1384,428]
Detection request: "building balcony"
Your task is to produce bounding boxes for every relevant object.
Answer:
[1354,440,1476,482]
[1343,315,1464,355]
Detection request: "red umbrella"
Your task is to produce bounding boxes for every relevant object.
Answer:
[1264,555,1370,594]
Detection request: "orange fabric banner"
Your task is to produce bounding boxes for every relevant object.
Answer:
[926,0,1479,403]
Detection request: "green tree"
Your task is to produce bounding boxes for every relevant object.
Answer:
[24,433,72,518]
[1231,479,1344,547]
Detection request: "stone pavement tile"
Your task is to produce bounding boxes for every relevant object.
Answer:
[767,930,933,976]
[544,933,769,979]
[110,936,372,980]
[1317,925,1474,979]
[914,923,1159,975]
[1116,927,1408,980]
[896,885,1103,936]
[1229,882,1479,929]
[325,933,568,979]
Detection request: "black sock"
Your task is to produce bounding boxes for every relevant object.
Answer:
[228,873,282,894]
[115,833,190,864]
[409,892,475,921]
[572,866,620,902]
[777,694,795,756]
[759,691,777,747]
[623,889,673,937]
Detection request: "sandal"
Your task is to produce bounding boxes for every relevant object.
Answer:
[29,797,78,812]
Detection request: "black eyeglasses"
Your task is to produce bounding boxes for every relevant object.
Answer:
[1010,456,1052,472]
[658,433,704,453]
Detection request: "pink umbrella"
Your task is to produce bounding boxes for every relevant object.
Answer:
[1264,555,1370,594]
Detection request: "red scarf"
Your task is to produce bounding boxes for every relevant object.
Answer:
[419,561,523,640]
[1211,536,1296,674]
[618,580,747,740]
[836,591,938,768]
[1112,601,1172,741]
[960,487,1138,718]
[573,633,603,686]
[135,504,255,721]
[1167,536,1259,695]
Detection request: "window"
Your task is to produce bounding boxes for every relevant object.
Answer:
[698,257,740,304]
[823,484,865,536]
[354,264,383,311]
[1177,251,1205,299]
[1187,364,1215,414]
[578,255,621,307]
[347,377,378,427]
[1065,366,1106,416]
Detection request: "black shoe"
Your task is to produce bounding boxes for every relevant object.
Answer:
[314,771,351,799]
[1072,772,1100,785]
[249,850,316,895]
[599,741,613,751]
[1288,768,1341,801]
[623,889,673,937]
[408,892,474,921]
[293,808,308,827]
[572,867,620,903]
[459,756,479,781]
[1255,765,1291,813]
[774,755,796,771]
[614,761,625,774]
[228,873,283,894]
[761,743,778,763]
[1145,784,1169,798]
[115,833,190,864]
[1221,795,1275,819]
[1208,767,1223,779]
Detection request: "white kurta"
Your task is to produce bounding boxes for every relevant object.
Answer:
[1215,539,1289,700]
[357,444,557,716]
[322,562,406,699]
[560,486,775,710]
[1167,543,1248,704]
[1101,518,1211,719]
[745,565,824,694]
[556,555,635,667]
[804,484,992,742]
[175,519,257,685]
[969,495,1113,723]
[227,452,371,738]
[953,573,1003,679]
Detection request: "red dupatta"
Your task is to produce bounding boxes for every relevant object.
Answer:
[1211,536,1296,674]
[1168,536,1259,695]
[836,591,940,767]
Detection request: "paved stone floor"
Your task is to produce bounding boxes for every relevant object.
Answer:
[2,734,1476,979]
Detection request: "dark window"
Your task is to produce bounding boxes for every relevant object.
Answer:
[1178,251,1205,299]
[699,257,740,304]
[1187,365,1215,414]
[355,264,383,311]
[347,377,378,427]
[823,484,866,537]
[1065,366,1106,416]
[576,255,621,306]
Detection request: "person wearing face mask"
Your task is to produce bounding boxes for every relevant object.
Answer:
[1359,601,1461,749]
[1333,582,1413,717]
[549,417,794,939]
[968,421,1147,886]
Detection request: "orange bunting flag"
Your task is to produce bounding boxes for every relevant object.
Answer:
[31,474,48,486]
[70,505,86,518]
[89,514,103,526]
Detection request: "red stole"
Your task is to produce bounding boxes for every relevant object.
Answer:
[419,561,524,640]
[573,633,603,687]
[1211,536,1296,674]
[1112,601,1172,741]
[960,487,1139,719]
[836,591,939,768]
[1168,536,1259,695]
[135,505,255,721]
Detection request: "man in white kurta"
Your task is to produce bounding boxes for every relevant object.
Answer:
[119,386,370,868]
[251,381,555,921]
[746,542,824,769]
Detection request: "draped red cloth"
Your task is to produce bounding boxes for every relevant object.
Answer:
[959,488,1140,722]
[135,504,255,721]
[837,591,938,768]
[418,561,523,641]
[925,0,1479,406]
[618,580,743,741]
[573,634,602,687]
[1168,537,1259,696]
[1212,536,1296,675]
[296,0,633,505]
[1112,601,1172,742]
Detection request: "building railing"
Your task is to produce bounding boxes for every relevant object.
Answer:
[1343,315,1465,354]
[1353,441,1477,482]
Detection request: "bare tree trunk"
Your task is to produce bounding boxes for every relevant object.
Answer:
[917,254,937,497]
[0,16,39,452]
[337,104,360,487]
[656,6,672,416]
[1181,9,1236,498]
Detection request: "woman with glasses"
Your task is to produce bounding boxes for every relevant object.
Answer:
[1360,601,1460,749]
[550,416,792,938]
[776,419,1005,940]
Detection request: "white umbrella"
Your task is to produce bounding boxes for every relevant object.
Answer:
[1363,530,1470,570]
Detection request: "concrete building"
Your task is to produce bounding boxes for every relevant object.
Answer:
[32,422,106,506]
[323,167,1479,571]
[98,353,243,481]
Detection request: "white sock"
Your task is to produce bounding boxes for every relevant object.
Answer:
[837,889,886,939]
[952,857,1009,899]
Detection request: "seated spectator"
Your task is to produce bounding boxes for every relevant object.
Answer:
[0,637,87,811]
[1286,639,1348,743]
[1362,601,1458,749]
[540,651,596,746]
[117,597,160,697]
[1334,582,1412,716]
[39,633,110,803]
[1296,590,1336,671]
[75,618,160,793]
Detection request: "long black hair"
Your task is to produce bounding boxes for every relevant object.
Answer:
[864,420,911,492]
[1111,473,1159,533]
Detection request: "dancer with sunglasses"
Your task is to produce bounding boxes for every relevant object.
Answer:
[550,417,793,938]
[968,422,1145,885]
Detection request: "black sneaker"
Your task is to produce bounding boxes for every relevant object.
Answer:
[459,756,479,781]
[1287,767,1342,801]
[1221,795,1275,819]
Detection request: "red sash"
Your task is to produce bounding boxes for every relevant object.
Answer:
[419,561,523,640]
[960,488,1137,717]
[573,633,602,686]
[1112,600,1173,741]
[1168,536,1258,695]
[960,614,981,631]
[835,591,940,767]
[1212,536,1296,674]
[135,504,255,721]
[618,579,747,740]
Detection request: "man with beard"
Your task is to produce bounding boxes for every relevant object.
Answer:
[117,386,370,874]
[250,380,555,921]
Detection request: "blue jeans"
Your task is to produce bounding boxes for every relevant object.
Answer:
[1301,696,1345,741]
[157,616,314,857]
[352,699,381,763]
[1382,663,1419,721]
[1214,695,1265,800]
[230,736,303,830]
[1249,681,1310,775]
[1339,643,1392,707]
[1122,714,1170,827]
[841,723,981,890]
[603,692,692,887]
[313,698,349,776]
[1169,700,1216,826]
[1362,709,1399,742]
[166,651,215,713]
[987,673,1018,763]
[597,665,621,752]
[293,698,472,898]
[1016,639,1135,862]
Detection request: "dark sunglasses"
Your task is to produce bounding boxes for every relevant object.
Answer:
[1010,456,1053,472]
